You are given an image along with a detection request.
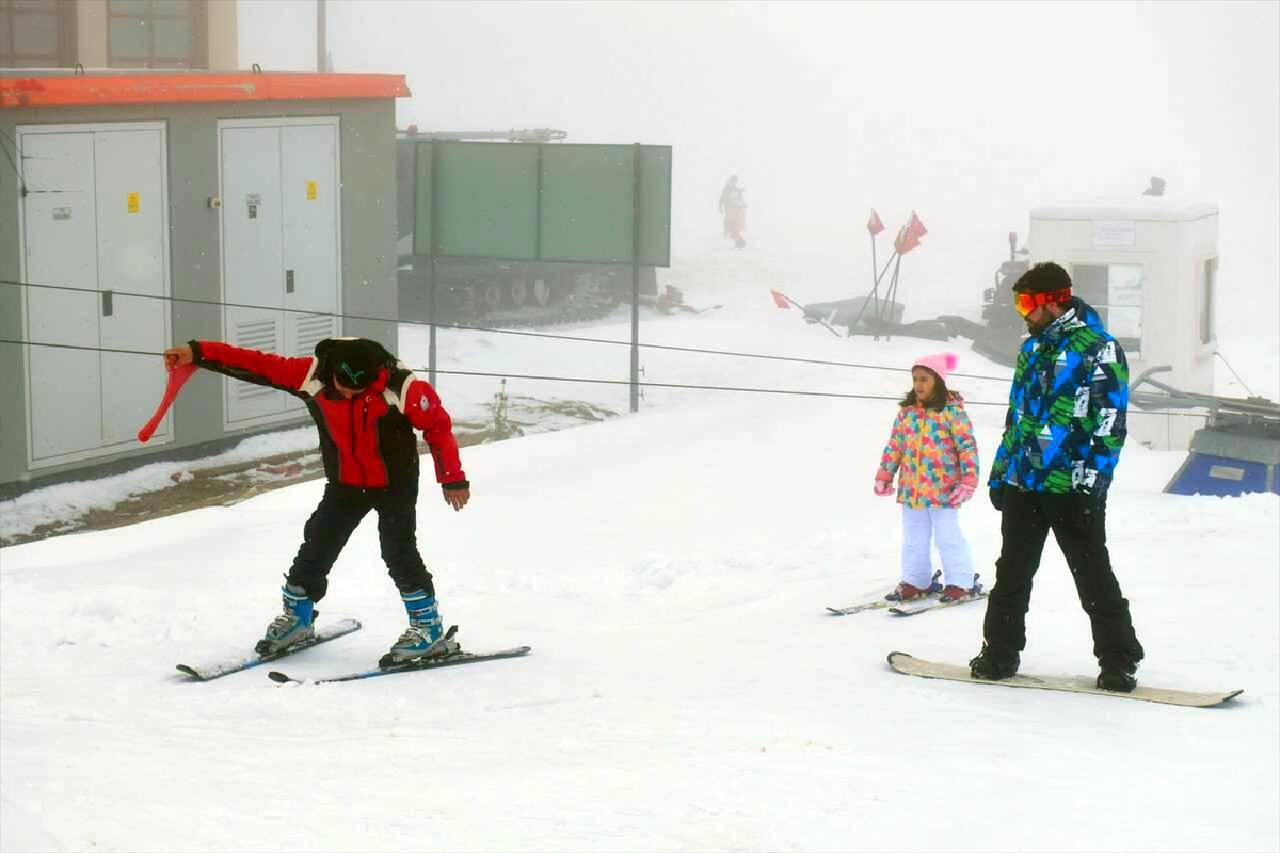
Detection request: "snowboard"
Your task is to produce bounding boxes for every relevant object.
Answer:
[886,652,1243,708]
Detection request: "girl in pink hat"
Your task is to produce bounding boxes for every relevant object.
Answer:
[874,352,981,603]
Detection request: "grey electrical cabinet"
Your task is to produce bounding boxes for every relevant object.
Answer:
[218,117,342,428]
[17,122,172,468]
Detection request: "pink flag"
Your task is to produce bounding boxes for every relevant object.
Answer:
[769,289,791,309]
[867,209,885,236]
[137,362,197,442]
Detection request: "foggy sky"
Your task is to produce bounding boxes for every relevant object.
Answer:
[239,0,1280,337]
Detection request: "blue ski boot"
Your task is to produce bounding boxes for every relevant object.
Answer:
[254,583,316,655]
[379,590,459,667]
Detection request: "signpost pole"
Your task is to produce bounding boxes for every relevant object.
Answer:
[428,142,439,386]
[630,144,642,414]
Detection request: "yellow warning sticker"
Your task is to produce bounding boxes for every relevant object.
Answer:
[306,181,317,200]
[127,192,140,214]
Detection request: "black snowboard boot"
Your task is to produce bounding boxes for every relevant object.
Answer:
[969,643,1020,681]
[1097,656,1139,692]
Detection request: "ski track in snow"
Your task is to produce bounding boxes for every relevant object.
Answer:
[2,238,1277,852]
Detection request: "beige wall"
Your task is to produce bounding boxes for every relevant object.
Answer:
[72,0,238,70]
[208,0,239,70]
[75,0,107,68]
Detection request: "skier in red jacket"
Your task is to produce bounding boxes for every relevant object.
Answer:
[164,337,470,666]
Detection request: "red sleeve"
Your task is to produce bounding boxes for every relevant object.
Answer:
[191,340,314,395]
[401,378,467,485]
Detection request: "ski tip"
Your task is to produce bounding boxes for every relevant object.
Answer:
[267,671,297,684]
[886,651,912,667]
[175,664,203,680]
[825,607,847,616]
[1223,689,1244,703]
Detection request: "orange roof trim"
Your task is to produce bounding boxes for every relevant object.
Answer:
[1,72,410,108]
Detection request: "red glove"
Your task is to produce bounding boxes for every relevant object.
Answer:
[874,470,894,497]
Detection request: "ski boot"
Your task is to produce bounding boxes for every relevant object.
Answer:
[379,590,460,668]
[938,574,983,603]
[885,570,942,602]
[969,643,1020,681]
[255,583,316,655]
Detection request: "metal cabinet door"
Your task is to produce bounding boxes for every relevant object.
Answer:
[94,127,170,444]
[219,124,287,424]
[19,130,103,460]
[282,122,341,359]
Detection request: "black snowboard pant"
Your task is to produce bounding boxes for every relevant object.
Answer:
[982,489,1143,669]
[286,481,434,603]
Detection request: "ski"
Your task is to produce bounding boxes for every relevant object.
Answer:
[827,571,941,616]
[176,618,362,681]
[888,591,987,617]
[268,644,531,684]
[826,600,909,617]
[886,652,1243,708]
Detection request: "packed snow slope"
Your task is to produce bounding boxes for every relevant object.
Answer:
[2,242,1278,853]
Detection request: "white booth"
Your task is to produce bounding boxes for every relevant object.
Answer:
[1027,200,1219,451]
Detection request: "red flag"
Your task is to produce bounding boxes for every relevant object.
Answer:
[137,362,197,442]
[769,289,790,309]
[893,225,909,254]
[866,208,884,236]
[906,210,927,241]
[894,212,927,255]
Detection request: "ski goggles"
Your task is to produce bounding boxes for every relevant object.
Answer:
[1013,288,1072,317]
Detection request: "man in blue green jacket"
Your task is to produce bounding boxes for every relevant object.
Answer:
[970,262,1145,692]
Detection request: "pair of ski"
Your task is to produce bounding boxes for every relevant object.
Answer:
[827,571,986,617]
[176,619,531,684]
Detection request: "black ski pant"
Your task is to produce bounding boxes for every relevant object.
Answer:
[286,481,434,603]
[982,489,1143,669]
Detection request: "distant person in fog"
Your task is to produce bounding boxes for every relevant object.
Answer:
[719,174,747,249]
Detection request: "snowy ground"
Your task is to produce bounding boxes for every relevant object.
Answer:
[2,237,1278,852]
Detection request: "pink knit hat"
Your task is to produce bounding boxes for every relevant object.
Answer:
[913,352,958,383]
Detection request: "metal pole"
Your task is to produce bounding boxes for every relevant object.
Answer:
[630,143,642,414]
[317,0,327,72]
[869,231,879,315]
[428,141,438,386]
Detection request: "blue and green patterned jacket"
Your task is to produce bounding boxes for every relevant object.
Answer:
[988,297,1128,495]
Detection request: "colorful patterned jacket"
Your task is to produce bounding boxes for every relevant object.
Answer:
[988,297,1128,495]
[878,392,980,509]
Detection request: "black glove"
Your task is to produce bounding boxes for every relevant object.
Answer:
[989,484,1007,512]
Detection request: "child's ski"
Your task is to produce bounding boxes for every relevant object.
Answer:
[888,591,987,616]
[176,618,362,681]
[827,571,941,616]
[268,645,531,684]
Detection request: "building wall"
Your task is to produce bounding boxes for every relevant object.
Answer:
[70,0,238,70]
[0,97,398,492]
[207,1,240,70]
[1028,209,1220,451]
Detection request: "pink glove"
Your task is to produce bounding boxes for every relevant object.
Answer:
[948,480,977,507]
[874,470,894,497]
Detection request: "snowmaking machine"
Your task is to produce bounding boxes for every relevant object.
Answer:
[395,127,658,326]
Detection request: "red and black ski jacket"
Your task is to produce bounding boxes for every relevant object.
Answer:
[189,339,467,491]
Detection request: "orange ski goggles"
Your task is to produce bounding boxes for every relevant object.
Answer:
[1013,288,1073,317]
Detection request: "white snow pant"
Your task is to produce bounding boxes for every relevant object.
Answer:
[900,506,975,590]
